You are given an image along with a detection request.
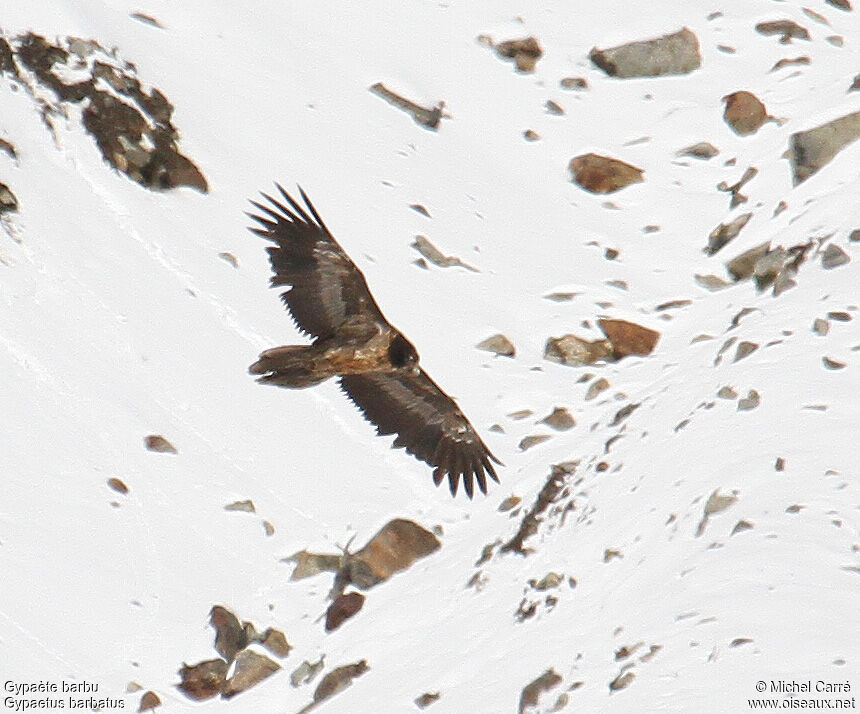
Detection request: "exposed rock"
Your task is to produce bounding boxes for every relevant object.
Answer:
[706,213,752,255]
[224,499,255,513]
[585,377,610,401]
[107,477,129,494]
[257,628,291,657]
[677,141,719,159]
[477,333,516,357]
[717,166,757,208]
[519,434,552,451]
[304,661,369,712]
[717,386,738,399]
[569,153,644,193]
[344,519,441,589]
[609,671,635,691]
[519,668,562,714]
[734,341,759,362]
[369,82,444,130]
[738,390,761,411]
[144,434,177,453]
[851,74,860,92]
[540,407,575,431]
[544,334,613,366]
[286,550,343,580]
[696,489,738,536]
[695,274,731,291]
[218,252,238,268]
[560,76,588,90]
[590,27,701,78]
[610,402,641,426]
[177,659,228,701]
[788,111,860,183]
[503,463,573,555]
[822,244,850,269]
[508,409,534,420]
[138,690,161,712]
[0,182,18,213]
[493,36,544,73]
[498,495,521,512]
[726,241,770,281]
[523,129,541,141]
[722,92,769,136]
[222,650,280,699]
[823,356,846,370]
[826,0,852,10]
[130,12,165,28]
[599,318,659,358]
[813,318,830,336]
[545,99,565,115]
[325,592,365,632]
[210,606,247,662]
[411,235,478,271]
[415,691,441,709]
[290,656,325,688]
[770,56,810,72]
[755,20,811,42]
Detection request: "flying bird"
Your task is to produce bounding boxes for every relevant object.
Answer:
[247,184,501,497]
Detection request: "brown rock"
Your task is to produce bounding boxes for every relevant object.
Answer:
[826,0,852,10]
[325,592,365,632]
[107,477,129,494]
[369,82,444,131]
[311,661,369,706]
[138,691,161,712]
[726,241,770,281]
[851,74,860,92]
[723,92,768,135]
[177,659,228,701]
[222,650,280,698]
[477,333,515,357]
[494,37,543,73]
[144,434,177,453]
[598,318,660,358]
[519,669,562,714]
[519,434,552,451]
[560,76,588,90]
[544,334,613,366]
[706,212,753,255]
[788,111,860,183]
[590,27,701,78]
[210,606,247,662]
[569,153,644,193]
[677,141,719,159]
[415,692,441,709]
[770,56,810,72]
[755,20,811,42]
[345,519,441,589]
[0,182,18,214]
[540,407,575,431]
[259,628,291,657]
[585,377,610,401]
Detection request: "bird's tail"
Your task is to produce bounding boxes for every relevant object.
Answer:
[249,345,329,388]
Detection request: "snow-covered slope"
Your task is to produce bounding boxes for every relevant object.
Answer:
[1,1,857,712]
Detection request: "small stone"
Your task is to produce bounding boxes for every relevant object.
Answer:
[144,435,177,453]
[224,500,255,513]
[107,477,129,494]
[706,213,753,255]
[290,656,325,688]
[507,409,533,420]
[519,434,552,451]
[717,386,738,399]
[826,35,844,46]
[677,141,719,159]
[498,495,521,512]
[139,691,161,712]
[590,27,701,78]
[695,274,731,291]
[223,650,280,698]
[325,591,365,632]
[540,407,575,431]
[545,100,565,115]
[822,356,846,369]
[850,229,860,242]
[409,203,431,217]
[825,0,852,10]
[723,92,768,136]
[609,671,635,691]
[544,334,613,366]
[734,341,759,362]
[560,76,588,90]
[260,628,291,657]
[598,318,660,358]
[218,252,238,268]
[210,606,247,663]
[519,669,562,714]
[494,36,543,73]
[726,241,771,281]
[731,520,754,536]
[775,457,786,471]
[477,334,516,357]
[415,692,441,709]
[532,572,563,590]
[569,153,644,194]
[755,20,811,42]
[310,661,370,706]
[585,377,610,401]
[178,659,229,701]
[262,520,275,536]
[737,390,761,410]
[770,56,810,72]
[523,129,540,141]
[789,112,860,184]
[730,638,754,647]
[813,318,830,336]
[822,244,850,269]
[827,311,852,322]
[344,519,441,589]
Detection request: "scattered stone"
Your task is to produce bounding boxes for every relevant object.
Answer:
[851,74,860,92]
[737,390,761,411]
[286,551,343,580]
[222,650,280,698]
[531,572,564,590]
[519,434,552,451]
[656,299,692,311]
[544,334,613,366]
[813,318,830,336]
[369,82,444,130]
[695,274,731,291]
[609,671,635,692]
[177,660,229,701]
[717,386,738,399]
[696,489,738,536]
[0,182,18,213]
[325,591,365,632]
[0,137,15,159]
[828,311,851,321]
[560,76,588,90]
[730,638,754,647]
[677,141,719,159]
[130,12,165,28]
[774,201,788,217]
[826,35,844,46]
[706,213,753,255]
[822,244,850,269]
[610,402,640,426]
[731,520,754,536]
[717,45,736,54]
[643,224,661,233]
[508,409,534,420]
[262,520,275,536]
[788,111,860,183]
[498,495,522,512]
[258,628,291,657]
[541,407,575,431]
[585,377,610,401]
[717,166,757,208]
[343,519,441,589]
[770,56,810,72]
[523,129,540,141]
[304,661,369,712]
[519,669,562,714]
[803,7,831,24]
[409,203,431,217]
[291,656,325,688]
[144,435,177,454]
[107,477,129,494]
[411,235,478,271]
[590,27,701,78]
[734,341,759,362]
[209,606,247,662]
[755,20,811,43]
[224,500,255,513]
[493,36,544,73]
[598,318,660,358]
[786,504,805,514]
[503,463,572,555]
[415,692,441,709]
[826,0,852,10]
[569,153,644,194]
[726,241,770,281]
[822,356,846,369]
[218,252,238,268]
[775,457,786,471]
[850,229,860,242]
[543,291,578,302]
[605,279,628,290]
[722,92,769,136]
[545,99,565,115]
[477,334,516,357]
[138,691,160,712]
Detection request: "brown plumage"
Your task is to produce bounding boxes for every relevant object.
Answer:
[247,184,500,497]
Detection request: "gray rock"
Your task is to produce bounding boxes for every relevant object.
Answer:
[677,141,719,159]
[813,318,830,336]
[737,390,761,411]
[734,341,759,362]
[540,407,575,431]
[545,334,613,366]
[726,241,770,281]
[788,111,860,184]
[822,244,850,269]
[590,27,701,78]
[706,213,753,255]
[476,333,516,357]
[585,377,610,401]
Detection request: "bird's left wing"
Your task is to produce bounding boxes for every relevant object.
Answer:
[340,369,501,498]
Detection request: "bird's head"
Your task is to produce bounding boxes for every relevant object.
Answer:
[388,334,419,370]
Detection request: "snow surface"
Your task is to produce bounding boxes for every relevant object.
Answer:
[1,1,858,712]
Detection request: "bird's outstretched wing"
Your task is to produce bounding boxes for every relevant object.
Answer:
[340,369,501,498]
[247,185,387,339]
